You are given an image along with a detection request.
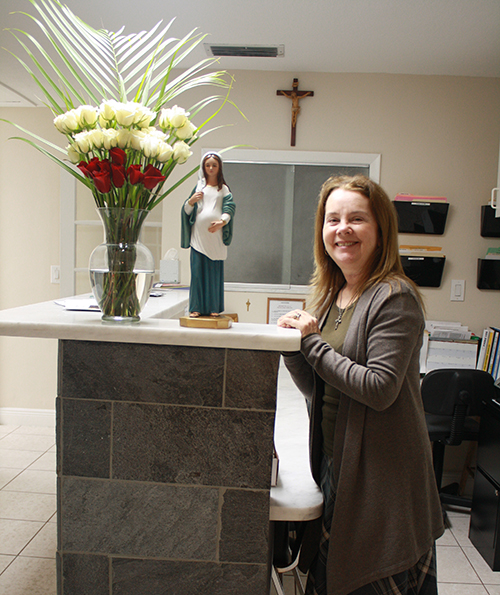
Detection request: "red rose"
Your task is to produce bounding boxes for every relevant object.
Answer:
[111,164,126,188]
[127,164,144,185]
[98,159,111,174]
[109,147,126,166]
[92,170,111,193]
[143,164,166,190]
[77,157,100,178]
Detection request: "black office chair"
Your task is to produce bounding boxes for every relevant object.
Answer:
[421,368,495,509]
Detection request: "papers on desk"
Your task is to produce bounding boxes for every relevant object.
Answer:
[425,320,473,341]
[420,321,479,374]
[424,340,479,373]
[54,296,100,311]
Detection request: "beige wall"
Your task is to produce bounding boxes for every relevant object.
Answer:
[1,71,500,415]
[0,109,61,412]
[165,71,500,330]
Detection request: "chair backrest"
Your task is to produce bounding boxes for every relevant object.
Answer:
[421,368,495,417]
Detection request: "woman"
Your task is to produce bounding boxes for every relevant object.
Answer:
[181,151,235,317]
[278,175,443,595]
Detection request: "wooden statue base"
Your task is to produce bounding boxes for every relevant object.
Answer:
[179,315,233,329]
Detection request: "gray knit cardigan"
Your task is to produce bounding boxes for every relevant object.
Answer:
[283,280,444,595]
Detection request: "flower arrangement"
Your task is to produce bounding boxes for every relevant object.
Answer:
[2,0,241,321]
[57,101,198,209]
[3,0,239,211]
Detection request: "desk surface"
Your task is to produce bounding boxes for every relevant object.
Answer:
[270,364,323,522]
[0,292,301,352]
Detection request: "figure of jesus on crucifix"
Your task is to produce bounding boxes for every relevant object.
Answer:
[277,78,314,146]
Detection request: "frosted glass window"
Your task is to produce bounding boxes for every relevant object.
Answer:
[223,162,369,286]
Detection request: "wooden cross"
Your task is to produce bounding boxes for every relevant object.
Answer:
[277,78,314,146]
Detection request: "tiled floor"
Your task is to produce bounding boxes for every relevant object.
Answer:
[1,424,500,595]
[272,508,500,595]
[0,424,57,595]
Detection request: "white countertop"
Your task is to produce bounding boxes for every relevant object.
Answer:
[270,365,323,522]
[0,291,301,352]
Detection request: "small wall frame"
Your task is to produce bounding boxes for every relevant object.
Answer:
[267,298,306,325]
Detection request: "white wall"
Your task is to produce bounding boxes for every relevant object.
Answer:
[1,70,500,418]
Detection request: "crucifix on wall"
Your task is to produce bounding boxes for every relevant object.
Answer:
[277,78,314,146]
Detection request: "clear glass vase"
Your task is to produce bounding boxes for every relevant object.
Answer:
[89,207,155,322]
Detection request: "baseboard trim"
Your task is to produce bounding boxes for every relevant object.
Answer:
[0,407,55,427]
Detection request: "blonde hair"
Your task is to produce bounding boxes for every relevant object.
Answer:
[308,174,423,319]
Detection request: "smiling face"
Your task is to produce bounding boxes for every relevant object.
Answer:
[322,188,380,282]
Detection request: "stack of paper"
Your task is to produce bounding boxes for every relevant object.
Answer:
[425,320,473,341]
[484,247,500,260]
[54,296,100,311]
[399,245,445,258]
[394,194,447,203]
[420,321,479,375]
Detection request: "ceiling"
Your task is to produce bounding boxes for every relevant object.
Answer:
[1,0,500,107]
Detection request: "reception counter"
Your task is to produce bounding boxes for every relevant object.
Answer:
[0,292,301,595]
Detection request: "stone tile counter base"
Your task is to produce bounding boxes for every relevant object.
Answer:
[57,340,279,595]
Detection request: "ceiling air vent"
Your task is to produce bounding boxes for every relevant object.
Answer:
[205,44,284,58]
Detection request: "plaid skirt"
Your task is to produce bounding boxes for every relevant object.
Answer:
[305,456,438,595]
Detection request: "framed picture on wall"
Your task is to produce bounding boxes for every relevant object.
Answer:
[267,298,306,325]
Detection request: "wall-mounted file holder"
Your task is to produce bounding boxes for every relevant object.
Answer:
[480,205,500,238]
[477,259,500,290]
[393,201,449,235]
[401,255,446,287]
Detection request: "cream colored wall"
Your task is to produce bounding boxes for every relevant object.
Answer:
[164,71,500,331]
[0,108,61,411]
[0,71,500,415]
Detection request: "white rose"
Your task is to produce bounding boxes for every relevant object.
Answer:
[102,128,119,150]
[175,120,197,141]
[129,129,146,151]
[54,110,79,134]
[100,100,118,119]
[158,109,169,130]
[114,102,137,127]
[73,130,92,153]
[116,129,132,149]
[133,105,155,128]
[66,144,81,164]
[173,141,192,164]
[88,129,104,149]
[159,105,189,129]
[157,141,173,162]
[144,127,167,141]
[76,105,98,128]
[140,134,161,158]
[99,100,119,126]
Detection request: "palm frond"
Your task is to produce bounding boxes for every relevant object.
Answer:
[4,0,241,214]
[2,45,69,112]
[1,132,90,187]
[149,164,200,209]
[1,119,68,155]
[29,2,121,101]
[9,0,229,110]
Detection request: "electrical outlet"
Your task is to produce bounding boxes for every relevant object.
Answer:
[450,279,465,302]
[50,265,60,284]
